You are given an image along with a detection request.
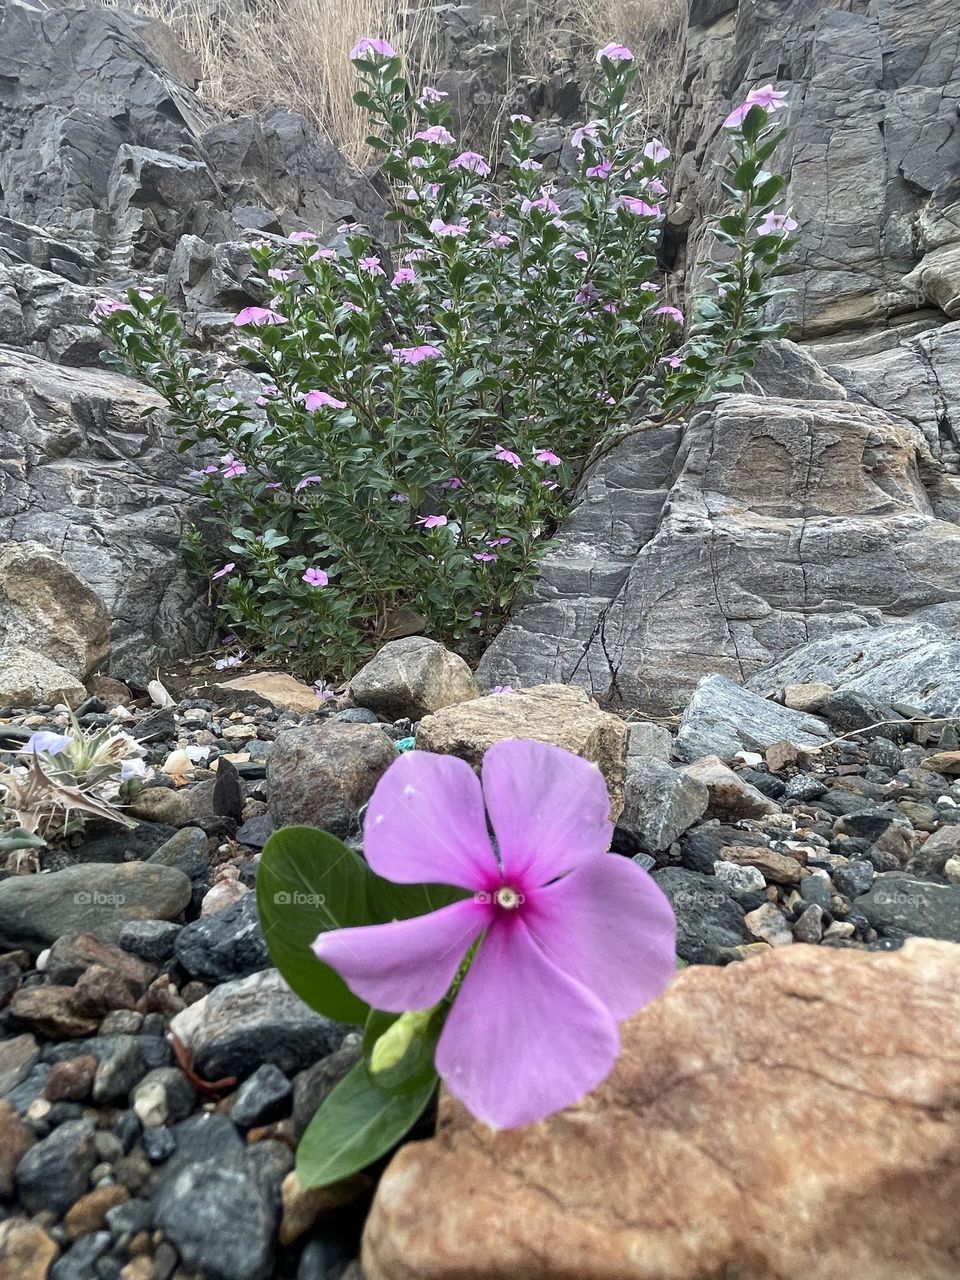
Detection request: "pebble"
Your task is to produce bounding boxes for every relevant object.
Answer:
[15,1117,98,1215]
[230,1063,293,1128]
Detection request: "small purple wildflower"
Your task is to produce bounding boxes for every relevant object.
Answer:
[654,305,685,324]
[234,306,288,326]
[350,37,396,60]
[302,567,329,587]
[294,475,323,492]
[494,445,523,467]
[535,449,561,465]
[415,125,456,145]
[212,562,235,579]
[596,42,634,63]
[394,344,442,364]
[416,514,448,529]
[304,390,347,411]
[450,150,491,176]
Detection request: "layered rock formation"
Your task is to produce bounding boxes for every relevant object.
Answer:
[479,0,960,712]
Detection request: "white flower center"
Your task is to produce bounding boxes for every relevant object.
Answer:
[495,885,522,910]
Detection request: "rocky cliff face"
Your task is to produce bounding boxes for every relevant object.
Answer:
[479,0,960,713]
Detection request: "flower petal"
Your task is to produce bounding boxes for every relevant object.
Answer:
[313,898,488,1013]
[363,751,498,891]
[524,854,676,1019]
[435,916,619,1128]
[481,739,613,886]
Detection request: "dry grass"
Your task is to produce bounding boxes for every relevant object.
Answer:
[99,0,440,166]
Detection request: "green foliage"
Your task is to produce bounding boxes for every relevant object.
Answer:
[95,53,795,682]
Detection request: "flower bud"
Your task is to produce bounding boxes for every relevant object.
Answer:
[369,1009,432,1076]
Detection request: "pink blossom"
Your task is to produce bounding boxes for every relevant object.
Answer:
[350,37,397,60]
[518,158,543,171]
[488,536,512,546]
[359,255,386,276]
[494,445,523,467]
[643,138,670,162]
[416,514,448,529]
[294,475,324,492]
[542,480,560,490]
[489,232,512,248]
[233,306,288,326]
[510,114,532,124]
[221,454,247,479]
[90,298,124,321]
[289,230,316,243]
[723,84,789,129]
[304,390,347,411]
[268,268,294,281]
[310,247,338,261]
[429,218,469,237]
[451,150,491,176]
[654,305,684,324]
[620,196,662,218]
[188,464,219,478]
[492,685,513,693]
[520,192,560,216]
[596,42,634,63]
[535,449,561,465]
[265,482,283,490]
[312,740,676,1128]
[415,125,456,145]
[572,120,601,150]
[441,477,464,490]
[587,159,613,180]
[647,177,669,197]
[603,301,618,314]
[417,85,448,106]
[302,567,329,587]
[394,344,442,364]
[212,562,235,579]
[638,279,661,291]
[574,250,589,262]
[757,211,799,236]
[391,267,418,286]
[473,552,498,562]
[390,493,410,503]
[660,354,684,369]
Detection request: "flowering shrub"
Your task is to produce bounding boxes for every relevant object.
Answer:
[95,48,796,679]
[257,739,676,1180]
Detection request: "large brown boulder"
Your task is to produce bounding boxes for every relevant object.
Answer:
[363,939,960,1280]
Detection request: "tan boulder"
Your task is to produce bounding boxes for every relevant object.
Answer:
[349,637,479,722]
[0,645,85,709]
[416,684,628,820]
[213,671,323,715]
[0,541,110,678]
[364,939,960,1280]
[0,1219,59,1280]
[682,755,781,818]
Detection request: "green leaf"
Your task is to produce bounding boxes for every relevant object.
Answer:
[297,1059,437,1189]
[256,826,373,1024]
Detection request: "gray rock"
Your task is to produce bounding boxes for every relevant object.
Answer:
[15,1116,97,1215]
[152,1152,277,1280]
[147,826,211,879]
[0,862,192,954]
[229,1063,292,1129]
[168,969,347,1079]
[617,757,709,853]
[652,867,749,965]
[174,892,271,983]
[50,1231,112,1280]
[132,1067,197,1127]
[712,861,767,899]
[349,636,479,721]
[118,918,182,964]
[857,876,960,942]
[266,721,397,837]
[291,1038,363,1139]
[747,625,960,719]
[0,540,110,678]
[0,644,85,709]
[626,721,673,761]
[793,903,825,944]
[0,1033,39,1097]
[833,860,876,899]
[92,1035,145,1104]
[674,675,832,764]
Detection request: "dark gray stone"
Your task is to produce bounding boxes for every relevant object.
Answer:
[174,892,271,983]
[857,876,960,942]
[147,826,210,879]
[617,757,709,853]
[230,1064,292,1129]
[652,867,749,965]
[118,919,182,964]
[15,1116,97,1215]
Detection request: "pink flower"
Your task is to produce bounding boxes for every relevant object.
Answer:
[212,562,235,579]
[492,685,513,694]
[310,247,338,261]
[295,475,323,492]
[417,85,448,106]
[451,150,491,176]
[90,298,124,320]
[302,567,329,587]
[535,449,561,465]
[489,232,512,248]
[639,279,661,291]
[723,84,788,129]
[429,218,469,237]
[390,493,410,503]
[494,445,523,467]
[596,42,634,63]
[391,267,418,286]
[488,536,511,546]
[289,230,316,243]
[572,120,601,150]
[312,740,676,1128]
[268,268,294,281]
[350,37,397,60]
[757,211,799,236]
[518,158,543,171]
[654,305,684,324]
[660,354,684,369]
[620,196,662,218]
[574,250,589,262]
[394,344,442,364]
[416,514,448,529]
[234,306,288,326]
[473,552,498,562]
[647,177,668,197]
[188,464,219,478]
[441,477,464,489]
[510,114,532,124]
[520,192,560,216]
[304,390,347,411]
[587,159,613,180]
[415,125,456,145]
[221,454,247,479]
[643,138,670,162]
[359,255,385,276]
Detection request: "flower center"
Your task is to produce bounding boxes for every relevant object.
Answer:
[495,885,522,910]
